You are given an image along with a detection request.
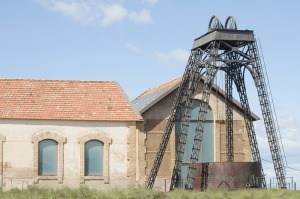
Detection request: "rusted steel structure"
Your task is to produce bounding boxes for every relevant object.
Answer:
[193,162,263,190]
[146,16,286,190]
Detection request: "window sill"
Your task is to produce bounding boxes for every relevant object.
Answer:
[34,175,60,184]
[37,175,58,180]
[81,176,104,183]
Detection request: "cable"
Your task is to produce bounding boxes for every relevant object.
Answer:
[257,37,288,167]
[262,159,300,172]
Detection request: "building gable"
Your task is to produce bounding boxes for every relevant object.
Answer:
[133,77,259,120]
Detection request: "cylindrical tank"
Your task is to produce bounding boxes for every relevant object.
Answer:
[193,162,263,191]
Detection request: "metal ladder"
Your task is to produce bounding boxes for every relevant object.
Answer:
[169,65,202,190]
[184,65,218,189]
[251,40,286,188]
[146,50,202,189]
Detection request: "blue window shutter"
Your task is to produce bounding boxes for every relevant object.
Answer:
[85,140,104,176]
[38,139,58,175]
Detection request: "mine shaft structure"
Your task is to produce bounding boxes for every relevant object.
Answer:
[146,16,287,190]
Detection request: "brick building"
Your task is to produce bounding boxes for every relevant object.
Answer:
[0,79,145,190]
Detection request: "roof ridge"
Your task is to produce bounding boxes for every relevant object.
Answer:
[0,78,115,83]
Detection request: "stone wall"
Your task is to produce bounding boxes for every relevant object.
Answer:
[0,119,141,190]
[127,122,147,186]
[215,120,251,162]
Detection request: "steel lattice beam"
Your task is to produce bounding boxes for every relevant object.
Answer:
[185,65,218,189]
[169,63,202,190]
[225,70,234,162]
[250,41,286,188]
[146,50,204,189]
[231,66,267,188]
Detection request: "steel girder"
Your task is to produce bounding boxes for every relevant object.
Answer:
[185,64,218,189]
[146,49,204,189]
[169,64,202,190]
[171,41,219,190]
[230,66,267,188]
[250,41,287,188]
[225,70,234,162]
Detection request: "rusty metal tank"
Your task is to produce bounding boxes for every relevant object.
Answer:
[192,162,263,191]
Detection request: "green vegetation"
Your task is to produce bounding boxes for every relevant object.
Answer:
[0,186,299,199]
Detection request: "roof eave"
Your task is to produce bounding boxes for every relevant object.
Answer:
[114,81,143,121]
[138,81,182,115]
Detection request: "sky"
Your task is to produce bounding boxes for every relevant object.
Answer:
[1,0,300,190]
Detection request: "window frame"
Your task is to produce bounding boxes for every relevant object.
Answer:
[0,134,5,175]
[78,133,111,184]
[32,131,66,183]
[84,140,104,176]
[38,139,58,176]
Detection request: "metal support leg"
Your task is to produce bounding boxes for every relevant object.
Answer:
[169,66,202,190]
[185,65,218,189]
[225,71,234,162]
[146,51,201,189]
[233,67,266,188]
[251,41,286,188]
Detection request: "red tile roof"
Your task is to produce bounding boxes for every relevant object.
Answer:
[0,79,142,121]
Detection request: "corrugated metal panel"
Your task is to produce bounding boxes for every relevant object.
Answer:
[133,86,171,111]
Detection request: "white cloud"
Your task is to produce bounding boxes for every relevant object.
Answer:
[128,9,152,24]
[125,43,141,53]
[144,0,159,5]
[254,112,300,186]
[100,4,128,26]
[35,0,152,26]
[154,49,190,67]
[35,0,98,24]
[255,113,300,159]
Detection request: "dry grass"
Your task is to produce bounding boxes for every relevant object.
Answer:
[0,186,299,199]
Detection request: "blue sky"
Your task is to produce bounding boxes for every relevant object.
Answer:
[1,0,300,189]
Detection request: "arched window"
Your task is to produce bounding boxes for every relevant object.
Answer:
[32,131,66,183]
[78,133,111,183]
[190,100,214,163]
[84,140,104,176]
[175,100,214,187]
[176,100,214,163]
[38,139,58,175]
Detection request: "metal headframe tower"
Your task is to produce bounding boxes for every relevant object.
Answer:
[146,16,287,190]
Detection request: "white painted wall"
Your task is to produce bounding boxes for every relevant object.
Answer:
[0,119,130,190]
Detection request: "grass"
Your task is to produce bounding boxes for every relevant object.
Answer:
[0,186,300,199]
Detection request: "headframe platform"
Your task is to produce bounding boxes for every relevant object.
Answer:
[192,29,254,50]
